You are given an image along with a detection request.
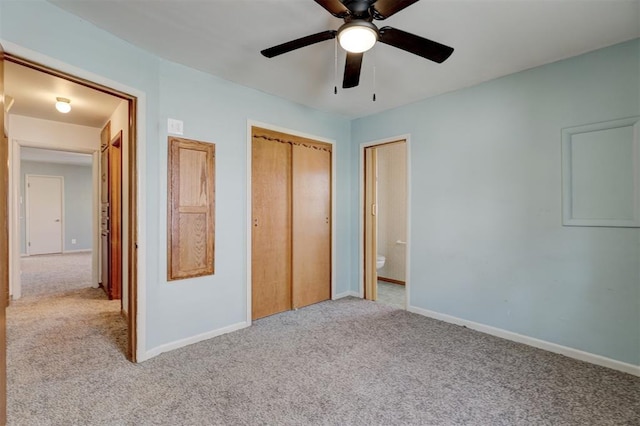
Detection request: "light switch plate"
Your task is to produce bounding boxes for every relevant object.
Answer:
[168,118,184,135]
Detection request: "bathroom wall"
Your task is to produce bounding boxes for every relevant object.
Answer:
[377,142,407,282]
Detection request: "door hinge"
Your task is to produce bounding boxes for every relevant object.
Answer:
[28,242,31,247]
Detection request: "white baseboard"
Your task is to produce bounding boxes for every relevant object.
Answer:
[408,305,640,377]
[333,290,360,299]
[62,249,92,254]
[139,321,249,362]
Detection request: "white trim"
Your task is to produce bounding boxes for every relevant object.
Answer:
[3,40,148,362]
[359,134,412,308]
[245,120,337,324]
[141,321,249,361]
[561,116,640,227]
[62,249,93,254]
[334,291,360,299]
[13,143,99,297]
[408,305,640,377]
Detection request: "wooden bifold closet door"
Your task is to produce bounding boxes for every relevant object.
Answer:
[252,127,331,320]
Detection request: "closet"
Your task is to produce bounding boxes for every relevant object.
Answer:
[251,127,331,320]
[100,122,122,300]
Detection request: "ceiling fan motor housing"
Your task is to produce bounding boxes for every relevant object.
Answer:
[342,0,375,18]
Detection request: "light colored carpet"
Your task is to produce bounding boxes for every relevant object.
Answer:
[7,291,640,425]
[376,281,405,309]
[20,252,93,298]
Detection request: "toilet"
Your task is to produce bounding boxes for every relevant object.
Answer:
[376,254,386,270]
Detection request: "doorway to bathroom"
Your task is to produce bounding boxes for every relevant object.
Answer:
[362,138,408,309]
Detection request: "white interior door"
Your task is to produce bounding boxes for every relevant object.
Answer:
[27,175,63,255]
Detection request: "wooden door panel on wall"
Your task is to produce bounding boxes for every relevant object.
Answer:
[167,137,215,280]
[251,134,292,319]
[292,143,331,309]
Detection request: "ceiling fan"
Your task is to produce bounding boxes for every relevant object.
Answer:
[261,0,454,89]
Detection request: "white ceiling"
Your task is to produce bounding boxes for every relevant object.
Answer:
[49,0,640,119]
[4,60,123,128]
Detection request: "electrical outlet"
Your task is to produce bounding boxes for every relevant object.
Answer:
[71,239,77,244]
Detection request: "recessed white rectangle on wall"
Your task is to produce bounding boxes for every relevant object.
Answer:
[562,116,640,227]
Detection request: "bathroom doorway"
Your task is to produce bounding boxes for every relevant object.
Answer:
[362,138,408,309]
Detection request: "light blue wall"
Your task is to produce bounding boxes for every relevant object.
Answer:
[352,39,640,365]
[153,61,351,346]
[3,0,637,367]
[1,0,352,351]
[20,161,93,253]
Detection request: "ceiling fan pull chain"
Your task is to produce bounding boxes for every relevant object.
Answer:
[372,48,377,102]
[334,38,338,95]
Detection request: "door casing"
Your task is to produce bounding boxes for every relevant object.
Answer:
[360,135,412,307]
[246,120,337,325]
[3,51,142,362]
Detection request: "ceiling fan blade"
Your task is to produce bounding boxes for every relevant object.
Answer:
[261,30,337,58]
[372,0,420,19]
[378,27,453,63]
[343,52,363,89]
[314,0,350,18]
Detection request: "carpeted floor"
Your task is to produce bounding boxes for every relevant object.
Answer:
[20,252,93,298]
[7,289,640,425]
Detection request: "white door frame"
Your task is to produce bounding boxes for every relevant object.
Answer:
[11,142,100,299]
[3,39,148,360]
[359,134,412,308]
[25,174,64,256]
[245,120,337,325]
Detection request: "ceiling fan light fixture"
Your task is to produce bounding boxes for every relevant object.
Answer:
[338,21,378,53]
[55,97,71,113]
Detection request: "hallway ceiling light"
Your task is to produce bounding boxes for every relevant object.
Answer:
[55,97,71,113]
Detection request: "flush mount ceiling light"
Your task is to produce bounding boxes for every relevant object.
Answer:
[337,21,378,53]
[55,97,71,113]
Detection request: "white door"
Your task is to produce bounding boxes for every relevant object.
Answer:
[27,175,63,255]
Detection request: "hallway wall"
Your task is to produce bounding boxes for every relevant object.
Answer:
[20,160,93,253]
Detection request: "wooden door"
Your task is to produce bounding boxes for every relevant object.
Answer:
[26,175,63,255]
[108,132,122,300]
[364,146,378,300]
[251,133,292,319]
[292,143,331,308]
[0,41,7,425]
